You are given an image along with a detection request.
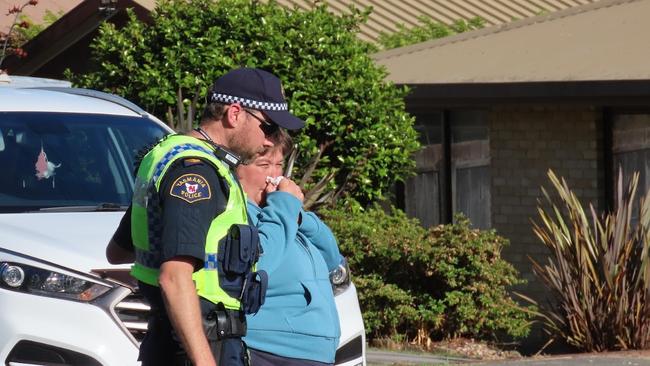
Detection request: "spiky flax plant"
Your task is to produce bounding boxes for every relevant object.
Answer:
[530,169,650,352]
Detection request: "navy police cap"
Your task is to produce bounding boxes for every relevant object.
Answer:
[208,68,305,130]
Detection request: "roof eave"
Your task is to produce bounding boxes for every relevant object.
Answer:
[404,79,650,107]
[3,0,153,75]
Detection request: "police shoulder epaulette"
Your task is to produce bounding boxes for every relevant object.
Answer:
[182,158,203,167]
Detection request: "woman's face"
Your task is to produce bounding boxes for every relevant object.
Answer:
[237,148,284,205]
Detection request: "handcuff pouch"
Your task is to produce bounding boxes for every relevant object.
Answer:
[218,224,260,298]
[219,224,260,275]
[241,270,268,315]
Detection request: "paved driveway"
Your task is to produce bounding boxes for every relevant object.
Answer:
[368,349,650,366]
[471,354,650,366]
[367,349,467,364]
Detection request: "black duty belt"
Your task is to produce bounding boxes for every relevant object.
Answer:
[204,309,247,340]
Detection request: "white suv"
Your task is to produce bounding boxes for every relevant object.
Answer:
[0,76,365,366]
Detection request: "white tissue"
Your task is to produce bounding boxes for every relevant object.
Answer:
[265,176,284,186]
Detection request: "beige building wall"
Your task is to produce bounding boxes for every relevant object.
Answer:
[489,105,605,301]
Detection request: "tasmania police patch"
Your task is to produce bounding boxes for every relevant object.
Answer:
[169,174,212,203]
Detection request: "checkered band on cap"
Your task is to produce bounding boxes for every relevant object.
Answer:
[209,92,288,111]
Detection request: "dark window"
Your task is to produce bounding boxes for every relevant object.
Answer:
[451,111,491,229]
[454,165,490,229]
[401,110,490,229]
[611,113,650,223]
[0,112,168,212]
[405,169,440,228]
[402,112,443,228]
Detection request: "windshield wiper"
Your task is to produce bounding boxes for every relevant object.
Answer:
[94,202,127,211]
[35,203,128,212]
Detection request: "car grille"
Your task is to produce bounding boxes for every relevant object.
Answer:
[335,335,364,365]
[114,291,150,343]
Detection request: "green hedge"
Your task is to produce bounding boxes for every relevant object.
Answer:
[322,203,534,342]
[70,0,420,206]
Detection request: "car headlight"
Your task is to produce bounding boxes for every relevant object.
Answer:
[330,257,351,296]
[0,261,111,302]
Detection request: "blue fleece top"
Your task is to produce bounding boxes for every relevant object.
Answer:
[243,191,342,363]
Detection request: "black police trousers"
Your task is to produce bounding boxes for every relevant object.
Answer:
[173,337,248,366]
[138,313,248,366]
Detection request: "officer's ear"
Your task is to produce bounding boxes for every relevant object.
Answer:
[224,103,245,129]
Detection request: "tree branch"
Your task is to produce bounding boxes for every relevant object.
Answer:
[0,0,38,70]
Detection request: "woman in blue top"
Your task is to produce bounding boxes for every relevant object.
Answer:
[238,131,342,366]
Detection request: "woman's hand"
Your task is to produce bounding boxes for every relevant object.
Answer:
[277,178,304,203]
[267,176,304,203]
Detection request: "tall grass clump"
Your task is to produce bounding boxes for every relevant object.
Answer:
[530,169,650,352]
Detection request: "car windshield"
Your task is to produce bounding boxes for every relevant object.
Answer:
[0,112,169,213]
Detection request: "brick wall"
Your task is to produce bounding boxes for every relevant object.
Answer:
[490,104,605,302]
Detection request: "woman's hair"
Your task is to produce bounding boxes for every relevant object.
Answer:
[270,128,293,157]
[241,128,294,165]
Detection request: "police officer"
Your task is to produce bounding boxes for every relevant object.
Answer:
[106,68,305,366]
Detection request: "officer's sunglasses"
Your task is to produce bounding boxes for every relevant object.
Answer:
[245,109,279,136]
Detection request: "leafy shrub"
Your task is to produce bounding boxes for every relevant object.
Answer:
[69,0,420,206]
[322,202,533,343]
[531,170,650,351]
[377,15,485,50]
[353,274,422,342]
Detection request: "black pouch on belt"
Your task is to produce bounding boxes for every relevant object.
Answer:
[218,224,261,297]
[241,270,268,315]
[219,224,260,275]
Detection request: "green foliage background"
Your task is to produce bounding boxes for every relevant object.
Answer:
[323,204,534,342]
[69,0,420,205]
[377,16,485,50]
